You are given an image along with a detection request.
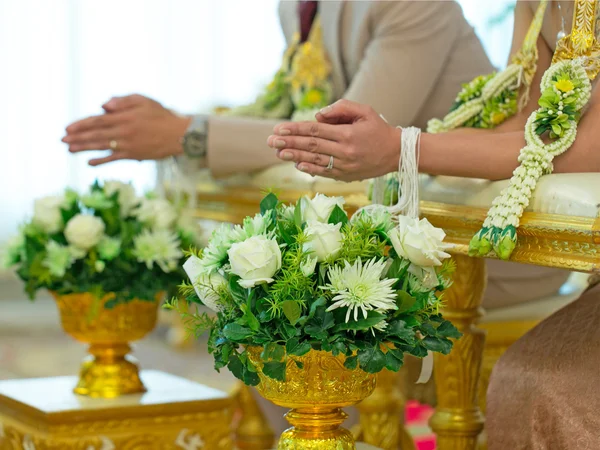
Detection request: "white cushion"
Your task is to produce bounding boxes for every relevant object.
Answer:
[247,164,600,218]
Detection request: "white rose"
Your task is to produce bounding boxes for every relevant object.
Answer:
[228,236,282,288]
[183,255,227,312]
[303,220,343,262]
[388,216,452,267]
[104,180,138,217]
[135,198,177,230]
[64,214,106,250]
[33,195,66,234]
[302,193,346,223]
[300,256,318,277]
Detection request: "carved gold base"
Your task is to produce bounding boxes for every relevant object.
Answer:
[247,348,376,450]
[74,344,146,398]
[52,292,160,398]
[0,371,233,450]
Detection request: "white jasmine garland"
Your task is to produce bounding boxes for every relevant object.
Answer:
[183,255,227,312]
[301,193,345,223]
[322,258,398,323]
[104,180,138,217]
[303,220,343,262]
[389,217,452,267]
[470,59,591,260]
[32,195,66,234]
[133,229,183,272]
[228,235,282,288]
[64,214,106,250]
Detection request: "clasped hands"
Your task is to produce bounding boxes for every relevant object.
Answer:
[62,94,191,166]
[268,99,401,182]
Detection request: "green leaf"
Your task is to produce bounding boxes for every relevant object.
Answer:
[422,336,453,355]
[261,343,286,362]
[344,355,358,370]
[240,304,260,332]
[277,221,295,246]
[386,320,414,340]
[357,346,386,374]
[332,341,347,357]
[328,205,348,225]
[228,353,261,386]
[260,193,279,215]
[384,350,404,372]
[333,311,385,332]
[436,320,462,339]
[304,306,335,340]
[263,361,286,381]
[294,198,304,229]
[223,323,253,341]
[294,360,304,369]
[282,300,302,325]
[395,291,417,313]
[308,297,326,319]
[286,338,312,357]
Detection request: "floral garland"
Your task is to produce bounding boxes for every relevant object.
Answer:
[220,17,333,121]
[469,59,592,259]
[426,0,548,133]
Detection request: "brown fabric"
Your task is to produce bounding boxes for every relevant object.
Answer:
[487,283,600,450]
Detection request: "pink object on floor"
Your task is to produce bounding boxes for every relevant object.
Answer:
[405,400,436,449]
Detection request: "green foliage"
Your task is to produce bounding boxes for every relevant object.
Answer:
[7,180,195,307]
[174,193,458,385]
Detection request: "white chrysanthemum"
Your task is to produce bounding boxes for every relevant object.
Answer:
[42,241,83,277]
[2,233,25,268]
[199,223,235,273]
[133,229,182,272]
[97,236,121,261]
[279,205,296,222]
[230,212,272,241]
[134,198,178,230]
[104,180,138,217]
[322,258,398,323]
[351,205,395,232]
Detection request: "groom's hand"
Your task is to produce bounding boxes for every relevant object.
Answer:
[63,94,191,166]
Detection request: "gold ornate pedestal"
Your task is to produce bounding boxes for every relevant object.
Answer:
[248,348,376,450]
[0,371,233,450]
[53,292,159,398]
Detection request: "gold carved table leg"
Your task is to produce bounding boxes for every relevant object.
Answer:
[429,254,486,450]
[234,383,275,450]
[356,368,416,450]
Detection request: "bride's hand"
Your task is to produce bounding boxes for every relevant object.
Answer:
[267,100,400,182]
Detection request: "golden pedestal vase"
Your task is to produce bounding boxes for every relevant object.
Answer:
[52,291,160,398]
[247,347,376,450]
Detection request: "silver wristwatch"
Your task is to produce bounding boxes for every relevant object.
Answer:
[182,115,208,158]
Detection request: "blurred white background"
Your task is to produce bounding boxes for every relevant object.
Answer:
[0,0,515,245]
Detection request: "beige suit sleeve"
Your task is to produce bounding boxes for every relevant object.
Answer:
[206,116,282,178]
[343,2,464,127]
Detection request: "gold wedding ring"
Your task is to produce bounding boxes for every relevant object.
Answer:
[109,140,118,150]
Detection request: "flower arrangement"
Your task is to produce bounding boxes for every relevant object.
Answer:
[427,0,548,133]
[170,193,460,385]
[469,58,592,259]
[220,19,332,122]
[4,180,199,307]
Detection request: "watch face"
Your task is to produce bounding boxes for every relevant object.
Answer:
[184,131,207,157]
